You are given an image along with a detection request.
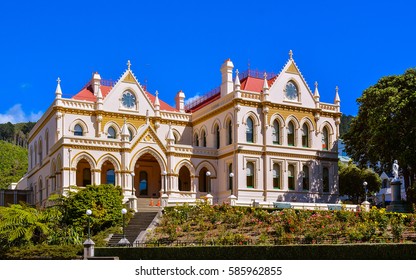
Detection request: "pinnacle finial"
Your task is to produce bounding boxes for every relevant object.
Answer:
[235,69,239,76]
[335,85,339,93]
[155,90,159,97]
[315,81,318,89]
[289,50,293,60]
[57,77,61,84]
[127,60,131,70]
[263,72,267,79]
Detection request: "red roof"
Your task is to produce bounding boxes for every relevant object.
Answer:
[72,85,112,102]
[240,76,278,92]
[72,81,178,112]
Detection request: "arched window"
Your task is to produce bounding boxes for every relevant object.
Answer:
[323,167,329,192]
[30,147,33,169]
[285,81,299,101]
[106,169,115,185]
[246,162,254,188]
[287,122,295,146]
[45,130,49,155]
[38,140,43,163]
[272,120,280,144]
[74,124,83,136]
[194,133,199,147]
[215,124,220,149]
[139,171,148,195]
[302,165,309,190]
[246,117,254,143]
[39,179,43,204]
[228,164,233,191]
[108,126,116,139]
[201,130,207,147]
[227,119,233,145]
[302,124,309,147]
[322,127,329,150]
[288,164,295,190]
[273,163,280,189]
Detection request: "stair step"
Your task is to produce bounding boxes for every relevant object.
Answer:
[107,211,159,246]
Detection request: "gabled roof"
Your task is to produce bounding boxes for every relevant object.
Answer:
[240,75,277,92]
[71,79,178,112]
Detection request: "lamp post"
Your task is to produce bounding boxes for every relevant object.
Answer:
[206,171,211,194]
[118,208,130,246]
[363,181,368,202]
[229,172,234,195]
[131,172,135,195]
[83,209,95,259]
[162,170,167,194]
[86,209,92,240]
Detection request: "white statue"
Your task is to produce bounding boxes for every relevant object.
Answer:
[392,160,399,181]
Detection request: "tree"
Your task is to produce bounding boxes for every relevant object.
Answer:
[62,184,125,235]
[343,68,416,202]
[339,114,354,139]
[0,140,28,189]
[0,204,61,248]
[338,161,381,204]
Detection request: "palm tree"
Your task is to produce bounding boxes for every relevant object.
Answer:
[0,204,61,247]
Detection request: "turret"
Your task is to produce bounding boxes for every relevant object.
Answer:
[92,72,101,96]
[220,58,234,97]
[334,86,340,112]
[175,90,185,113]
[154,90,160,116]
[262,72,269,101]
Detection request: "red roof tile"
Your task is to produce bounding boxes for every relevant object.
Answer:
[144,91,178,112]
[71,82,178,112]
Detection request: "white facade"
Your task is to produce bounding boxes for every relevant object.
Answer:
[18,52,341,207]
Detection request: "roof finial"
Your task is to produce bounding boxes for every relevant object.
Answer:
[289,50,293,60]
[314,81,320,100]
[127,60,131,70]
[55,77,62,97]
[334,86,340,103]
[234,69,241,88]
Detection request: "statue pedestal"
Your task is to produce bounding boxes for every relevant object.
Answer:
[387,180,409,213]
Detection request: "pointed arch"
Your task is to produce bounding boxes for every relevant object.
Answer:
[195,160,217,178]
[210,118,222,134]
[319,122,335,151]
[45,129,49,155]
[103,121,121,139]
[97,154,122,171]
[174,159,196,176]
[300,117,314,148]
[70,119,89,135]
[199,125,208,147]
[71,152,97,170]
[270,114,284,145]
[223,113,233,145]
[242,111,260,143]
[129,147,167,172]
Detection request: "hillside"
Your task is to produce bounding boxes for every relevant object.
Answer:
[0,122,36,148]
[0,140,28,189]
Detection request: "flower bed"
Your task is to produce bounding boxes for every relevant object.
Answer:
[145,203,416,245]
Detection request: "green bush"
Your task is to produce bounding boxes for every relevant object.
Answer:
[4,244,83,260]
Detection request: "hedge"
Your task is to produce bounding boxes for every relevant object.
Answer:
[95,243,416,260]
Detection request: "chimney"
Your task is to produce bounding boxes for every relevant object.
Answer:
[220,58,234,97]
[175,90,185,112]
[92,72,101,96]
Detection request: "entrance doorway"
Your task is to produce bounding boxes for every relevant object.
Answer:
[133,153,161,198]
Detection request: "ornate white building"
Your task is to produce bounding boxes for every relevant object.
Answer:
[18,51,341,208]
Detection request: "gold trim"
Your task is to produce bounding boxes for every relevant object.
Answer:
[123,72,136,84]
[286,62,300,75]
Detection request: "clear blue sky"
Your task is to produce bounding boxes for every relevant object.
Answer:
[1,0,415,123]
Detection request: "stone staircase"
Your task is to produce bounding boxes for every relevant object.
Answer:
[107,198,162,246]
